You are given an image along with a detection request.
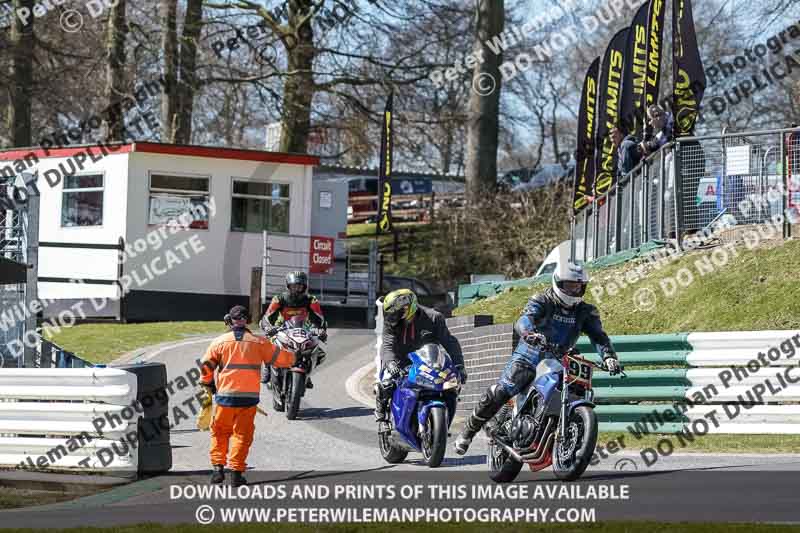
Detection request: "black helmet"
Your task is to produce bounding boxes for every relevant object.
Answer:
[286,271,308,299]
[224,305,250,329]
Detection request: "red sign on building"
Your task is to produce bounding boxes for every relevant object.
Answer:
[309,236,334,274]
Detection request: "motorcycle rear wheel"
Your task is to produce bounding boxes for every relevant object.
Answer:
[421,406,447,468]
[379,410,408,464]
[486,409,522,483]
[552,406,597,481]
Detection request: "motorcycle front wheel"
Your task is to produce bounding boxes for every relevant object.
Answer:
[552,406,598,481]
[271,369,285,412]
[421,406,447,468]
[286,371,305,420]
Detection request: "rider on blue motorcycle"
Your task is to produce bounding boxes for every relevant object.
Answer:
[454,261,620,455]
[376,289,468,432]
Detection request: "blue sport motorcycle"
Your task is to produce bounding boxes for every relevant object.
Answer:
[378,344,460,468]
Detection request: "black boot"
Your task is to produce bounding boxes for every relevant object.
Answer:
[231,470,247,487]
[210,464,225,484]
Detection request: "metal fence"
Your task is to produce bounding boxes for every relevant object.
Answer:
[573,127,800,261]
[261,231,378,325]
[1,175,37,369]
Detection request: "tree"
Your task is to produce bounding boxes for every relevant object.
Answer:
[104,0,128,141]
[5,0,35,147]
[174,0,204,143]
[160,0,179,141]
[464,0,504,203]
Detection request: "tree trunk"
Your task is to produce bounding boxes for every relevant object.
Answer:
[464,0,504,203]
[6,0,35,148]
[280,1,315,154]
[104,0,127,142]
[174,0,203,144]
[160,0,178,142]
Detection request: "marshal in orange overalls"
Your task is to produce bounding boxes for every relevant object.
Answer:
[200,328,295,472]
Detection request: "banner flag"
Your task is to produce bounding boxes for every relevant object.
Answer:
[594,27,630,197]
[376,92,394,234]
[573,57,600,213]
[644,0,666,125]
[622,2,650,136]
[673,0,706,137]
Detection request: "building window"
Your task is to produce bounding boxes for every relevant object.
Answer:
[148,173,210,229]
[231,180,290,233]
[61,174,104,227]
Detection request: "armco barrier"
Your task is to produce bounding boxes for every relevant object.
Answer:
[0,368,139,475]
[447,316,800,434]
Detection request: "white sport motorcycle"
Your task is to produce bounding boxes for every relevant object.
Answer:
[265,316,325,420]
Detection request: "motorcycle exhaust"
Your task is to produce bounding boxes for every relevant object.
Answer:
[521,432,554,462]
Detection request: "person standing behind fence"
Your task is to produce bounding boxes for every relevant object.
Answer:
[612,126,643,177]
[200,305,296,487]
[640,104,674,157]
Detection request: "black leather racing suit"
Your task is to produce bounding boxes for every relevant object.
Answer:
[376,305,464,422]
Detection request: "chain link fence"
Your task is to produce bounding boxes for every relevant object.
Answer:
[574,127,800,261]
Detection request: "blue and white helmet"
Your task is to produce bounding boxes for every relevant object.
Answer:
[552,262,589,308]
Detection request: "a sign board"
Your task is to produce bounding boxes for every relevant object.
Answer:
[726,145,750,175]
[319,191,333,209]
[148,195,209,229]
[393,178,432,195]
[696,177,718,204]
[309,236,334,274]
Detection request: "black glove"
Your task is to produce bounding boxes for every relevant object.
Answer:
[384,360,403,381]
[603,353,621,376]
[265,326,279,337]
[313,328,328,343]
[455,364,468,385]
[523,332,547,348]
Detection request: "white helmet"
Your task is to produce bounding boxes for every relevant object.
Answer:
[552,261,589,308]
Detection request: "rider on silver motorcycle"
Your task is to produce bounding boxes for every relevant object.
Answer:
[454,262,620,455]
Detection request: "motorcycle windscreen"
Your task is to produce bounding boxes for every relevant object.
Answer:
[414,344,448,369]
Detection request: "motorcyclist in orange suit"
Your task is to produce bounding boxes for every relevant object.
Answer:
[259,271,328,389]
[200,305,295,487]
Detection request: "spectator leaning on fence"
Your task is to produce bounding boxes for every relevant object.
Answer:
[611,126,643,177]
[640,104,674,157]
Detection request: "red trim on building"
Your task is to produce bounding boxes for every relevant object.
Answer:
[0,141,319,166]
[0,143,133,162]
[133,142,319,166]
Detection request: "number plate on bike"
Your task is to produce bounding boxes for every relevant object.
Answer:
[564,355,593,388]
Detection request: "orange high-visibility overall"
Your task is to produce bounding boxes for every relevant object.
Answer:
[200,329,295,472]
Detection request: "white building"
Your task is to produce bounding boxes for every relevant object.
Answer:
[0,142,342,321]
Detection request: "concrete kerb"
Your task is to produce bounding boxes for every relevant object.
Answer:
[109,334,221,366]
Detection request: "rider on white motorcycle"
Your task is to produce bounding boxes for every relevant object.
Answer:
[260,271,328,389]
[454,262,620,455]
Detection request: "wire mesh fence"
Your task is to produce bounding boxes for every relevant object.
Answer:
[573,127,800,261]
